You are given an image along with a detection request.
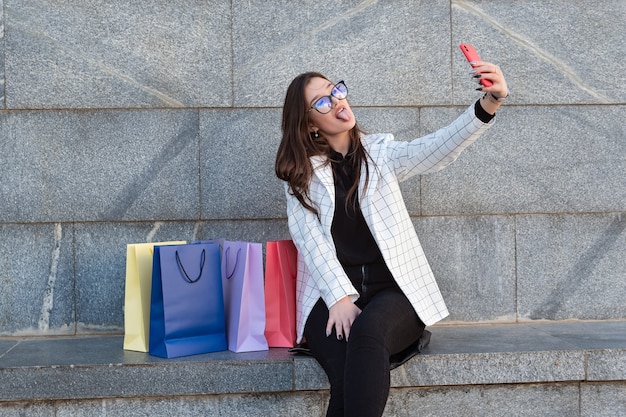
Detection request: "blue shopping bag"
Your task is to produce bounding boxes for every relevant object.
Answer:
[149,242,227,358]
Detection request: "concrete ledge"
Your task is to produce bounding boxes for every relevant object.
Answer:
[1,321,625,402]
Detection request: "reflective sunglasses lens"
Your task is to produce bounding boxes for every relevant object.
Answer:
[314,96,333,113]
[332,82,347,99]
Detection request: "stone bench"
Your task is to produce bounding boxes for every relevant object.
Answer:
[1,321,625,416]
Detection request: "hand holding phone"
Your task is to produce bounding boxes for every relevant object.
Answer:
[459,43,493,87]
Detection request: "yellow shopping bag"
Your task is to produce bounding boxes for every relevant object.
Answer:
[123,241,186,352]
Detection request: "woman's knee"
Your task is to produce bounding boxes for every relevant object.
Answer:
[348,317,389,352]
[350,289,424,350]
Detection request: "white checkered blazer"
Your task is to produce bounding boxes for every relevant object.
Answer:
[285,103,493,342]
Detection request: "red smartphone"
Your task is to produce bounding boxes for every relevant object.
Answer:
[459,43,493,87]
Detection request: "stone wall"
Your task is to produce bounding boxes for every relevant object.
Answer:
[1,0,625,336]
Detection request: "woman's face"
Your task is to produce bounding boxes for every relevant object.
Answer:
[305,77,356,142]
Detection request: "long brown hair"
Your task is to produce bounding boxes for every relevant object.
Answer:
[275,72,370,217]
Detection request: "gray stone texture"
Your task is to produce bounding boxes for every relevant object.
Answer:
[0,223,75,336]
[451,0,626,105]
[1,219,291,336]
[218,392,326,417]
[0,402,55,417]
[587,349,626,382]
[0,110,200,223]
[2,322,624,400]
[421,105,626,215]
[198,106,427,220]
[516,213,626,321]
[200,109,285,219]
[293,355,330,391]
[386,383,580,417]
[395,350,585,386]
[232,0,452,107]
[0,339,295,401]
[5,383,624,417]
[414,215,517,322]
[0,0,4,107]
[580,382,626,417]
[4,0,232,109]
[56,398,220,417]
[1,322,624,416]
[52,394,327,417]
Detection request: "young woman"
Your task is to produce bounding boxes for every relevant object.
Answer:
[275,63,508,417]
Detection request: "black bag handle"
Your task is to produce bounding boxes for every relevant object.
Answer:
[175,249,206,283]
[224,246,242,279]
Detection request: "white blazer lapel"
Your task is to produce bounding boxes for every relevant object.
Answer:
[310,155,335,229]
[358,140,384,232]
[359,150,381,204]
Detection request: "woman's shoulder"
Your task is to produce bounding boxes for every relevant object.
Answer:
[361,133,394,147]
[361,133,396,163]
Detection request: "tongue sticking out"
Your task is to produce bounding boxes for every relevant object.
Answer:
[336,109,350,121]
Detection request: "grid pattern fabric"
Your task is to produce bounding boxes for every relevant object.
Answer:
[285,104,493,342]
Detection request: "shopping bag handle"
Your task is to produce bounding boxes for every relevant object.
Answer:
[224,246,242,279]
[175,249,206,283]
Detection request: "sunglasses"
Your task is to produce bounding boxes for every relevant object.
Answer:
[308,81,348,114]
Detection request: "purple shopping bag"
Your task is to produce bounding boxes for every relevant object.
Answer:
[220,241,268,352]
[149,242,227,358]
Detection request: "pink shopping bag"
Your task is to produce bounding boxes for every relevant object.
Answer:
[264,240,297,347]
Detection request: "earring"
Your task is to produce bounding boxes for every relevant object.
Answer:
[312,130,320,138]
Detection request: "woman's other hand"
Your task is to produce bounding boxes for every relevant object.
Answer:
[326,296,361,341]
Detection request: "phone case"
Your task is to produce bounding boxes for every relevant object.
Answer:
[459,43,493,87]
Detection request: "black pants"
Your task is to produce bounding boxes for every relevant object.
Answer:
[303,264,425,417]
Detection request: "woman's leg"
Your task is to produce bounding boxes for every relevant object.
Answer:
[344,287,425,417]
[304,289,425,417]
[304,298,348,417]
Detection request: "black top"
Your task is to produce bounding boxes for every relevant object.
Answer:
[330,149,385,266]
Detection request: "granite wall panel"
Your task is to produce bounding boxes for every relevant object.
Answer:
[414,215,517,322]
[387,383,579,417]
[580,382,626,417]
[421,106,626,215]
[231,0,451,107]
[516,213,626,321]
[0,110,200,223]
[0,0,4,108]
[4,0,231,109]
[451,0,625,105]
[0,224,74,335]
[200,109,284,220]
